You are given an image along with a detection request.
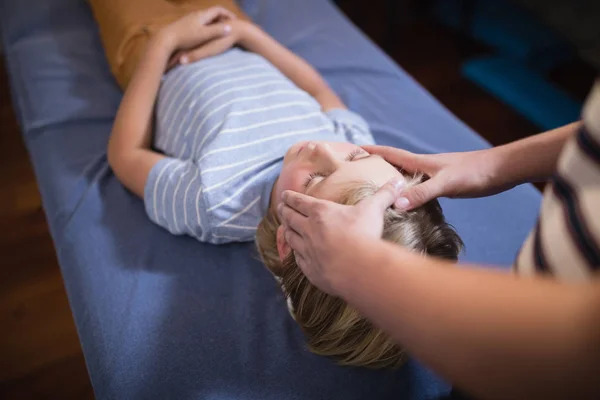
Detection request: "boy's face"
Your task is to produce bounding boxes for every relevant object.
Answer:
[271,141,404,209]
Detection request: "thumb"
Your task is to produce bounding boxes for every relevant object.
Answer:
[361,178,405,213]
[394,176,444,210]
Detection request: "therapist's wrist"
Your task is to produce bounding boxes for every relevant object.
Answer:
[491,122,580,188]
[492,141,545,190]
[483,146,516,190]
[330,238,392,298]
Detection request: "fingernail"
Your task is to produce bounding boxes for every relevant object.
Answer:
[223,24,232,33]
[277,203,284,215]
[391,178,405,191]
[281,191,287,201]
[308,143,316,151]
[180,56,189,64]
[394,197,410,209]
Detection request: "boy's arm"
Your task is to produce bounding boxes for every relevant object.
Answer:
[235,21,345,111]
[107,13,232,197]
[107,34,171,197]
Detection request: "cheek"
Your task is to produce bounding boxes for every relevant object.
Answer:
[278,163,309,193]
[274,163,310,207]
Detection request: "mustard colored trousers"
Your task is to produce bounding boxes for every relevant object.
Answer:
[88,0,248,88]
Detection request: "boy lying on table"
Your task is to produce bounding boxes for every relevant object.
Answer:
[93,4,463,368]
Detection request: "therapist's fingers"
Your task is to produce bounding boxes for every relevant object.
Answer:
[284,228,306,255]
[395,176,446,211]
[281,190,322,217]
[278,203,310,236]
[293,251,309,274]
[362,178,405,213]
[362,145,435,174]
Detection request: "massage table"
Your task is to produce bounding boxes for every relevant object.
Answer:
[0,0,541,398]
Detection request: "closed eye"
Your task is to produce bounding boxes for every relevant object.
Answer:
[303,172,328,189]
[346,149,363,161]
[304,151,370,190]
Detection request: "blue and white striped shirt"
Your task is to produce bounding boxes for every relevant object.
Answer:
[144,48,374,244]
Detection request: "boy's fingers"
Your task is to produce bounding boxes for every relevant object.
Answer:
[180,35,232,64]
[219,7,238,20]
[167,51,184,69]
[195,23,232,44]
[198,7,236,25]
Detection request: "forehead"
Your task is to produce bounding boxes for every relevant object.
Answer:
[307,156,402,201]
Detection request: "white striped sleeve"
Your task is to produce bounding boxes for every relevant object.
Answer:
[144,157,205,239]
[326,108,375,145]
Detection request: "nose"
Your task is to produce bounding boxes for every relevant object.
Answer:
[308,143,341,171]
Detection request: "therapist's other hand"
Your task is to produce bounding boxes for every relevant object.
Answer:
[363,145,506,211]
[278,179,403,295]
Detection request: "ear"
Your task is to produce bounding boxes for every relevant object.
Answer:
[276,225,292,262]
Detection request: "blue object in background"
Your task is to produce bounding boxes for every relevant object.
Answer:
[433,0,582,129]
[463,56,581,130]
[434,0,573,71]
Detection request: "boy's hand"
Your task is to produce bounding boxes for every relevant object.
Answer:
[164,16,254,70]
[159,7,238,66]
[168,20,253,68]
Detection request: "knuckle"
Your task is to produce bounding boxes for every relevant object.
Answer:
[313,202,327,215]
[289,194,302,208]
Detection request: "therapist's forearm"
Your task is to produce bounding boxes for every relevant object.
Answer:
[493,121,580,187]
[336,240,600,400]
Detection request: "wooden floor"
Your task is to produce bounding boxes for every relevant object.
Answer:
[0,2,593,399]
[0,64,95,399]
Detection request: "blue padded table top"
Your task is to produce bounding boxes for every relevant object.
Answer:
[1,0,541,398]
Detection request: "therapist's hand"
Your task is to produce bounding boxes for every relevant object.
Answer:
[278,179,404,295]
[363,145,508,211]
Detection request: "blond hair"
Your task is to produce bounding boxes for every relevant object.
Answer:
[255,175,463,368]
